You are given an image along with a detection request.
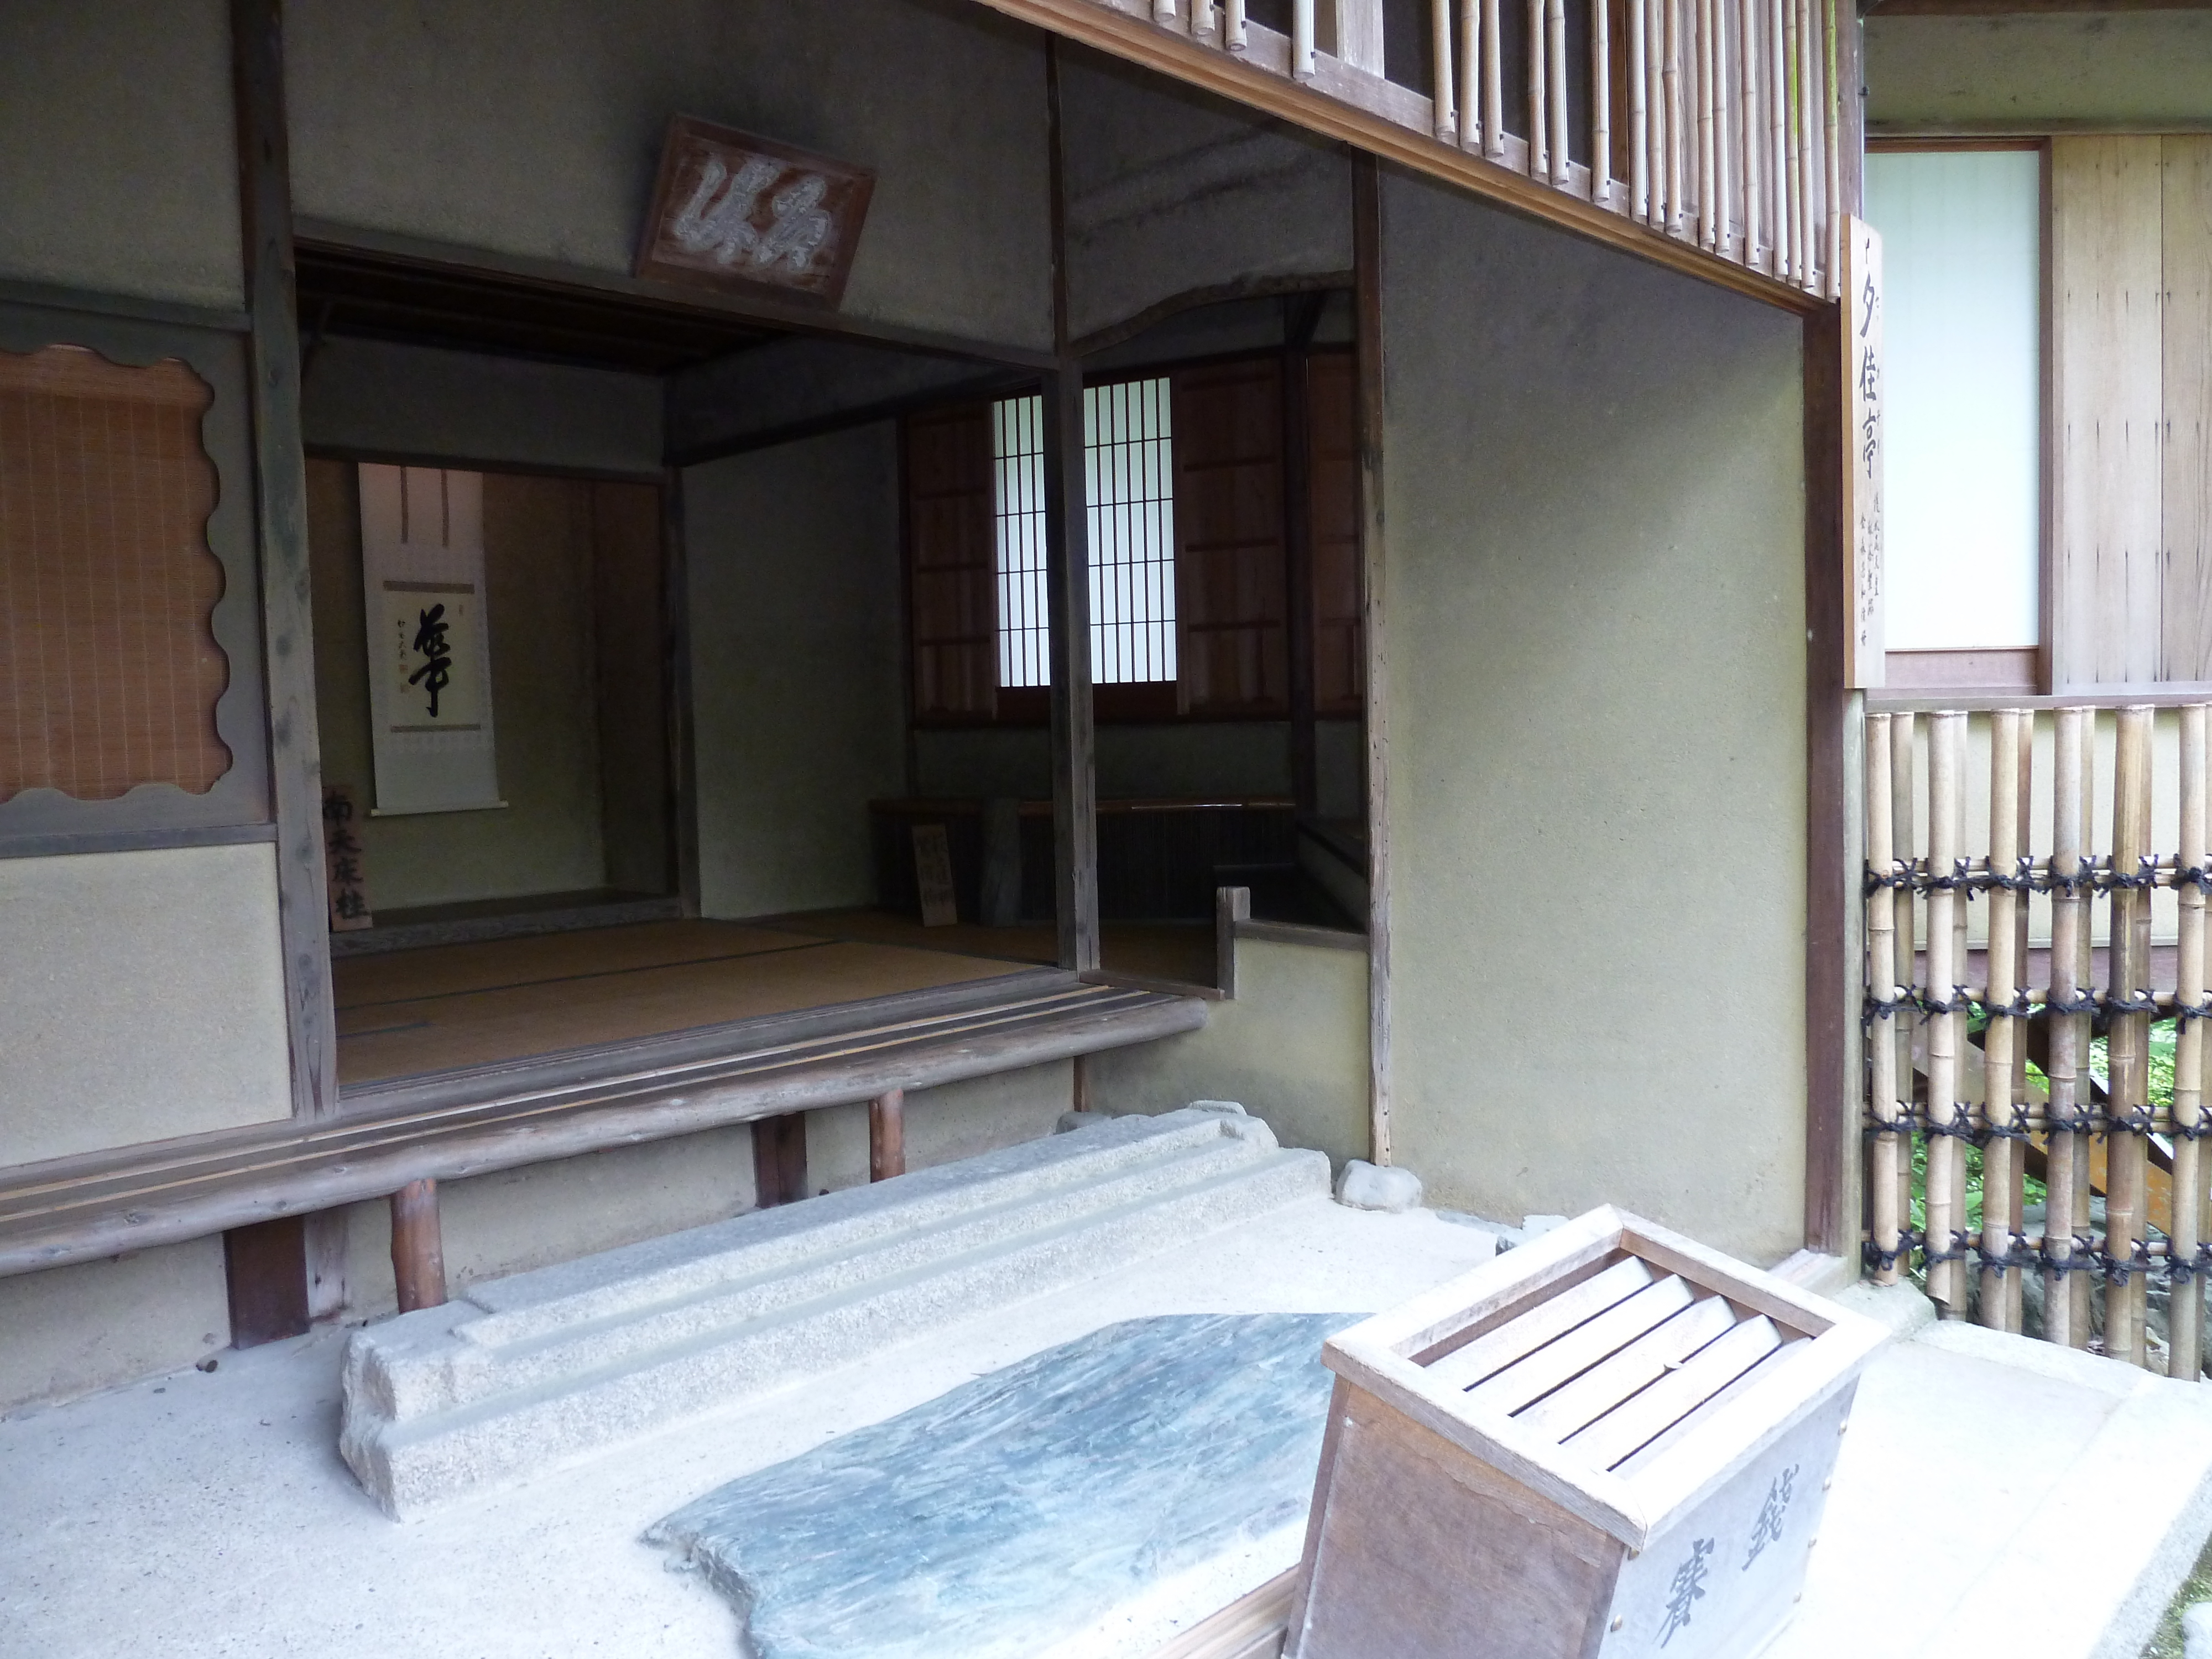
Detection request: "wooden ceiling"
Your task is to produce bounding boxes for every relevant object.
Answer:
[295,242,784,375]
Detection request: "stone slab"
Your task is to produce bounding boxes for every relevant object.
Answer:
[649,1312,1352,1659]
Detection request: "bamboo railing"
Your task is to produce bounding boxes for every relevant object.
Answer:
[1131,0,1839,294]
[1865,706,2212,1376]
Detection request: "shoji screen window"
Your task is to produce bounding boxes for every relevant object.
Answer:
[991,378,1178,691]
[1864,147,2043,692]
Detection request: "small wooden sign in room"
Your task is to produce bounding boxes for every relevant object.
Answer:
[635,117,875,306]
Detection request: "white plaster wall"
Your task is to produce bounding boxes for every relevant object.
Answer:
[0,0,242,309]
[0,845,293,1167]
[1378,171,1808,1262]
[1088,938,1369,1168]
[284,0,1053,351]
[807,1061,1075,1194]
[1865,14,2212,130]
[1062,49,1353,343]
[686,424,906,919]
[0,1239,230,1417]
[301,338,664,477]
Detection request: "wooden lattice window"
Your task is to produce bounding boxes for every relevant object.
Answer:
[0,345,231,802]
[1175,359,1288,716]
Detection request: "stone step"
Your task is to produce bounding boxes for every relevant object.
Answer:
[340,1108,1330,1517]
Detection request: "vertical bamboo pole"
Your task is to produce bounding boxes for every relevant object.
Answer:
[1461,0,1483,149]
[1646,0,1666,223]
[1822,0,1841,294]
[1697,0,1717,250]
[1739,0,1760,269]
[1663,0,1684,233]
[1867,714,1903,1284]
[389,1178,446,1313]
[1629,0,1648,217]
[1592,0,1611,203]
[2008,719,2033,1332]
[1796,0,1817,291]
[1548,0,1570,186]
[1530,0,1549,178]
[1947,717,1970,1310]
[1432,0,1459,138]
[1780,0,1801,284]
[2047,708,2089,1347]
[2109,706,2154,1366]
[1927,713,1965,1316]
[2174,705,2208,1379]
[1293,0,1316,79]
[1226,0,1248,51]
[1981,711,2023,1329]
[1484,0,1505,158]
[1192,0,1216,38]
[1893,711,1918,1246]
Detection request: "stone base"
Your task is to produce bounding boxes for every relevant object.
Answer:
[339,1109,1329,1516]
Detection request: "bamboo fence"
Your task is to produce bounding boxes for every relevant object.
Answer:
[1113,0,1841,294]
[1865,705,2212,1377]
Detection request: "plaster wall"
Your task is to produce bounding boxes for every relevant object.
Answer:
[1378,170,1807,1262]
[302,337,664,478]
[307,460,613,912]
[1061,50,1353,343]
[0,844,293,1168]
[912,722,1353,802]
[1088,937,1369,1168]
[0,0,243,310]
[283,0,1053,351]
[0,1239,229,1417]
[1864,14,2212,131]
[686,424,906,919]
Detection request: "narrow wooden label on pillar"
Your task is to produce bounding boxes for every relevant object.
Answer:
[912,823,958,927]
[1841,216,1885,691]
[322,782,373,931]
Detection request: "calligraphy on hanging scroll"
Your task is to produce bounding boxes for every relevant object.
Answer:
[1841,216,1885,691]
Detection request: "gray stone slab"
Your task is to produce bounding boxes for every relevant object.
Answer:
[646,1312,1353,1659]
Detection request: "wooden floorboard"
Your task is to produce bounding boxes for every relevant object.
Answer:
[331,920,813,1009]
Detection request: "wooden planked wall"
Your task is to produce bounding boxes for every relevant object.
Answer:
[2053,135,2212,687]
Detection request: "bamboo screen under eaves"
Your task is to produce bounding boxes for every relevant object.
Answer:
[0,345,231,803]
[1864,706,2212,1379]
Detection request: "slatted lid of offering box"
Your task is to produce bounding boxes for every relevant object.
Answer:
[1317,1206,1886,1551]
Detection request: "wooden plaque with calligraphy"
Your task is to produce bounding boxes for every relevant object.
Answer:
[322,783,373,932]
[635,117,875,307]
[1840,217,1885,691]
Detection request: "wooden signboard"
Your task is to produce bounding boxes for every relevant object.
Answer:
[635,117,875,307]
[322,783,373,932]
[1840,217,1885,691]
[912,823,959,928]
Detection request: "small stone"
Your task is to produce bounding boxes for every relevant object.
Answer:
[1186,1100,1247,1116]
[2183,1600,2212,1659]
[1522,1214,1568,1238]
[1335,1160,1423,1213]
[1054,1110,1109,1134]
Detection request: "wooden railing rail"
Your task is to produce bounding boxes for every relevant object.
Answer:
[1864,705,2212,1376]
[1027,0,1840,298]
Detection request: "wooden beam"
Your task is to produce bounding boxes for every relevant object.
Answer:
[1354,155,1394,1170]
[222,1215,310,1347]
[232,0,338,1122]
[389,1178,447,1312]
[1046,41,1103,972]
[752,1112,810,1207]
[869,1088,907,1181]
[969,0,1824,316]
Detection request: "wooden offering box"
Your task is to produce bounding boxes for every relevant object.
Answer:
[1285,1208,1885,1659]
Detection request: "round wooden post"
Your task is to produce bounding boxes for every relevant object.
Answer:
[870,1088,906,1183]
[390,1178,446,1313]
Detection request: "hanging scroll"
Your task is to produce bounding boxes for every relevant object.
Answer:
[1841,217,1885,690]
[360,464,502,815]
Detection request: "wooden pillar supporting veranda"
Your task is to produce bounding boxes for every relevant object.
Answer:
[870,1089,906,1182]
[389,1179,446,1313]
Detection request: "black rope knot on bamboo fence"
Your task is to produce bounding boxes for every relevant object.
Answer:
[1861,1234,1918,1273]
[2173,1112,2212,1141]
[1980,992,2037,1022]
[1922,1230,1975,1269]
[1924,1104,1978,1140]
[2175,860,2212,894]
[2105,1238,2157,1287]
[2177,998,2212,1029]
[1986,855,2038,895]
[2097,853,2163,893]
[1916,986,1975,1019]
[1975,1233,2036,1274]
[1861,987,1913,1027]
[2044,855,2101,897]
[2044,988,2100,1019]
[2043,1104,2100,1135]
[1977,1107,2035,1147]
[2039,1235,2103,1276]
[2100,1104,2161,1141]
[2165,1244,2212,1285]
[1863,861,1915,896]
[2101,988,2161,1020]
[1860,1107,1916,1140]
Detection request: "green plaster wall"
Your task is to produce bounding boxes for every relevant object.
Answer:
[1865,13,2212,132]
[1376,169,1808,1261]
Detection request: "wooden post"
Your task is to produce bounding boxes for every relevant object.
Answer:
[1045,43,1102,975]
[2173,704,2208,1379]
[1925,712,1964,1315]
[869,1088,907,1183]
[1865,713,1902,1285]
[389,1179,446,1313]
[1980,710,2022,1329]
[752,1112,809,1208]
[2108,705,2154,1365]
[232,0,338,1124]
[1216,884,1252,998]
[1354,155,1392,1170]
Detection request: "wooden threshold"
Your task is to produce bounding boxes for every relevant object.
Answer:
[0,974,1206,1278]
